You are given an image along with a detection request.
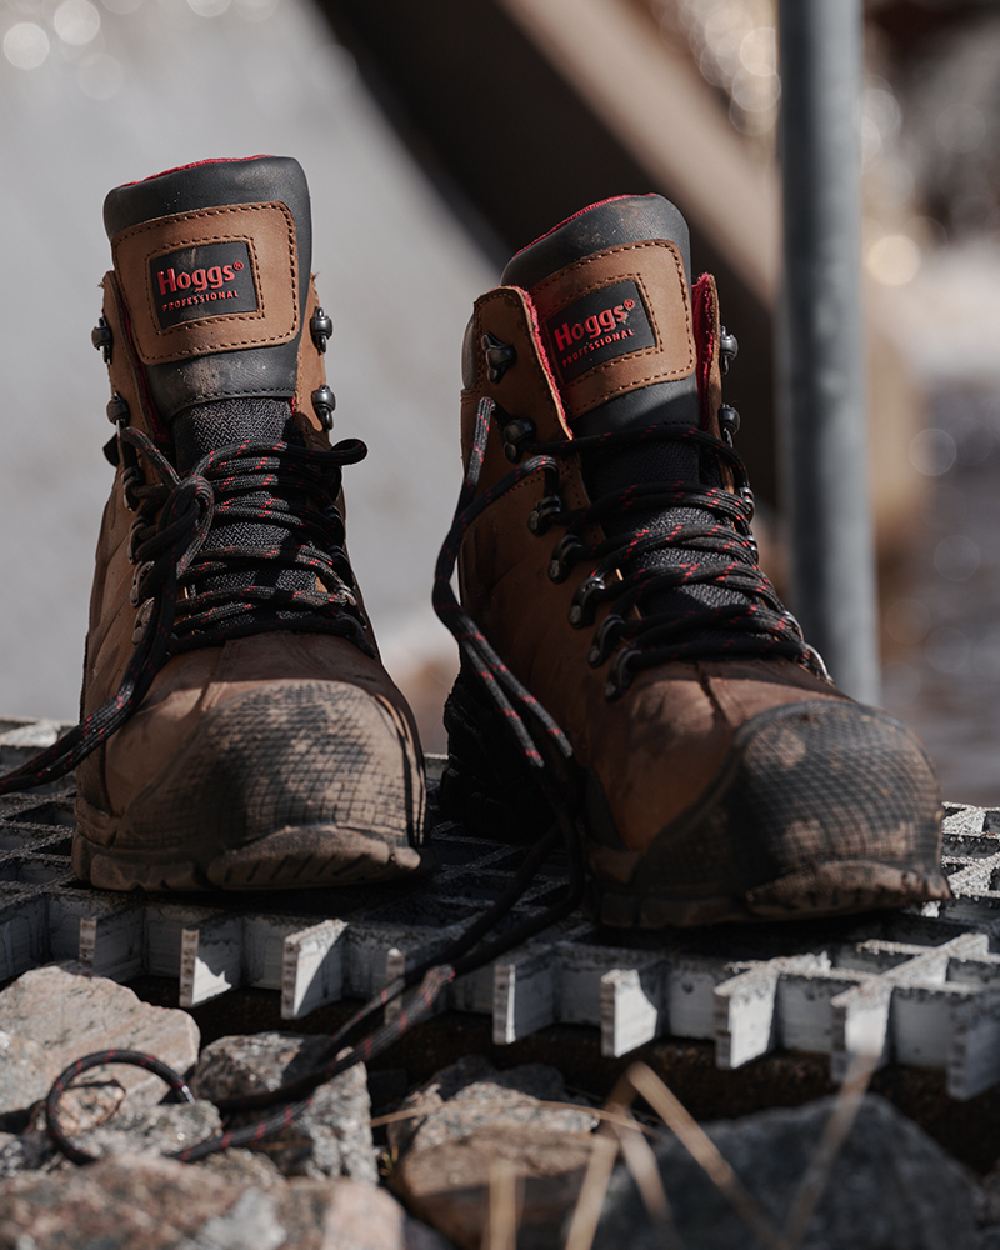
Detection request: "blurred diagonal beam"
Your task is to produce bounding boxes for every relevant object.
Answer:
[497,0,777,302]
[777,0,880,702]
[321,0,781,501]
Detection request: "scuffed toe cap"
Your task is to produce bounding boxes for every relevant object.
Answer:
[594,700,950,927]
[118,680,424,867]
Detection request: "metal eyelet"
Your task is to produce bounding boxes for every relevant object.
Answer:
[311,385,336,430]
[568,574,607,628]
[127,520,145,563]
[482,332,516,384]
[91,315,113,363]
[122,466,142,512]
[605,647,639,700]
[106,392,129,426]
[548,534,584,583]
[527,495,562,535]
[738,484,755,521]
[720,326,739,374]
[128,561,152,608]
[588,614,626,666]
[131,598,153,645]
[503,418,536,463]
[719,404,741,445]
[310,307,333,353]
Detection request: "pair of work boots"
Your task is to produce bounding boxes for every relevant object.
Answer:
[1,155,949,927]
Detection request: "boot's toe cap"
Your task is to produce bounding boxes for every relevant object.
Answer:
[92,679,425,890]
[595,700,949,926]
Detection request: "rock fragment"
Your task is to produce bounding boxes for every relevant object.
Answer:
[0,965,198,1117]
[0,1127,51,1178]
[388,1055,596,1250]
[191,1032,375,1182]
[592,1093,980,1250]
[0,1155,450,1249]
[84,1100,222,1161]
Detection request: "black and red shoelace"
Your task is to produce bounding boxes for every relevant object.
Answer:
[22,393,820,1163]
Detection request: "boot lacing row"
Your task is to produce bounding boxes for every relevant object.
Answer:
[0,428,369,799]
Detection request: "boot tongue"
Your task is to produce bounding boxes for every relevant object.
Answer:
[104,155,311,471]
[503,196,742,631]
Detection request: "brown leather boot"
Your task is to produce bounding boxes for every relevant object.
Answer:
[19,156,424,890]
[439,195,949,926]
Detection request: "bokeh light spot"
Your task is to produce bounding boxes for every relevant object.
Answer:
[738,25,775,77]
[909,428,957,477]
[186,0,231,15]
[925,626,971,676]
[933,534,981,582]
[866,233,921,286]
[884,596,932,647]
[53,0,102,47]
[2,22,50,70]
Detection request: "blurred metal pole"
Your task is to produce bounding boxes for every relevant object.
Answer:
[777,0,880,703]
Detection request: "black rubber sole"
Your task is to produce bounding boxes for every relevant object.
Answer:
[440,673,951,929]
[74,804,423,892]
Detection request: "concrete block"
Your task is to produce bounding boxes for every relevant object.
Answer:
[281,919,348,1020]
[179,915,243,1008]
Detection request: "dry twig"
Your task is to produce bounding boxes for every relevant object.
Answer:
[610,1106,684,1250]
[563,1132,620,1250]
[626,1062,789,1250]
[484,1159,519,1250]
[782,1050,879,1248]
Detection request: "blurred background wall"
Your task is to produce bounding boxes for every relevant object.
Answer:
[1,0,999,799]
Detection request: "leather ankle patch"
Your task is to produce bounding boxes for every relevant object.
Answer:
[110,200,300,366]
[529,240,696,422]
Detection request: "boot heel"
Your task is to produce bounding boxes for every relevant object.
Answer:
[439,671,554,842]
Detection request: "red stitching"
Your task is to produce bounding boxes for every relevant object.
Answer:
[118,155,273,188]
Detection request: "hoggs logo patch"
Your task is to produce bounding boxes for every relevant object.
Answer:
[552,296,635,353]
[544,279,655,384]
[149,240,259,330]
[156,259,244,297]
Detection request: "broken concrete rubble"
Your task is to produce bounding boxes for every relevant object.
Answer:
[592,1094,981,1250]
[0,928,993,1247]
[0,964,198,1119]
[0,1154,451,1250]
[84,1100,223,1161]
[191,1032,376,1182]
[388,1056,596,1250]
